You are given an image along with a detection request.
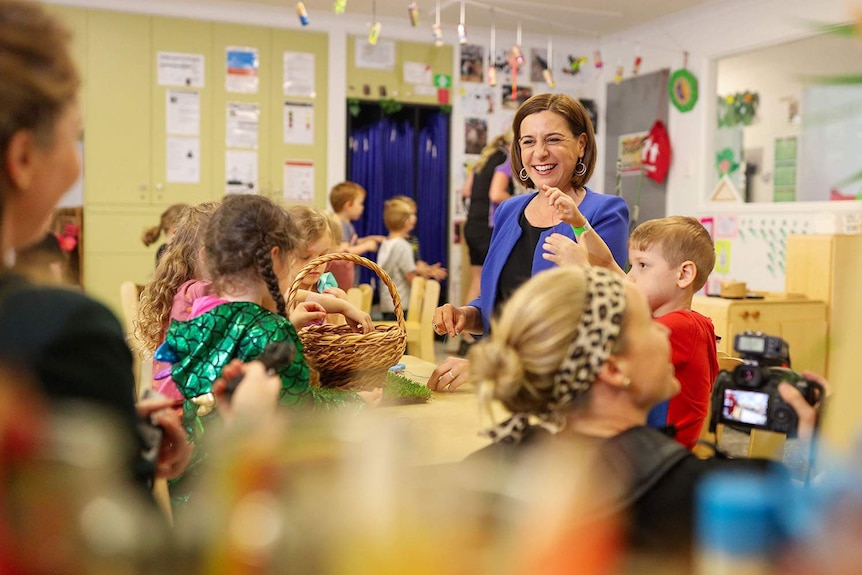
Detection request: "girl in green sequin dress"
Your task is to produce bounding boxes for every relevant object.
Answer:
[159,194,379,507]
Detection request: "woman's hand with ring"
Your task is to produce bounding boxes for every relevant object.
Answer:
[428,357,469,392]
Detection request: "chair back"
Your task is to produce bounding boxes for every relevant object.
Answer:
[119,281,145,397]
[405,276,426,323]
[358,283,373,314]
[421,279,441,330]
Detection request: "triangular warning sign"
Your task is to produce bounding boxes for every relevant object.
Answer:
[711,175,742,202]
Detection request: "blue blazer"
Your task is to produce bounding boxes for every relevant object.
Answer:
[470,189,630,333]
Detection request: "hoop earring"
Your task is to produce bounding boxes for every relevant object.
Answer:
[519,167,529,181]
[575,158,587,177]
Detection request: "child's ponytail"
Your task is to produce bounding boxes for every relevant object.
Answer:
[257,240,287,318]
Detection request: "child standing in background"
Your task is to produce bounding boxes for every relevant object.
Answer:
[388,195,448,282]
[159,195,379,506]
[142,203,188,264]
[137,202,219,400]
[327,181,384,289]
[377,197,445,320]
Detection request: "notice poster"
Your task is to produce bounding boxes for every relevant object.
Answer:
[283,160,314,203]
[166,90,200,136]
[283,101,314,145]
[225,150,258,194]
[158,52,205,87]
[166,137,200,183]
[283,52,315,97]
[226,102,260,149]
[226,47,259,93]
[618,131,649,174]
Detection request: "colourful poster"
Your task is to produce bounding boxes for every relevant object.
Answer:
[618,131,648,174]
[226,47,259,93]
[714,239,731,274]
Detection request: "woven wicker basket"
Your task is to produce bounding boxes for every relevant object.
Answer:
[286,253,407,390]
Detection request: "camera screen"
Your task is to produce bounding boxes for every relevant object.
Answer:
[736,334,766,354]
[722,389,768,426]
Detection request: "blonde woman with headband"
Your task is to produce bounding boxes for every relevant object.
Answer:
[466,266,824,559]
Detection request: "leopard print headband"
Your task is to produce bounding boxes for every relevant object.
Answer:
[485,267,628,444]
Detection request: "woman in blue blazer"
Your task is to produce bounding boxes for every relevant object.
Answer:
[430,93,629,391]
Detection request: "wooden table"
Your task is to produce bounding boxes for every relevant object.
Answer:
[374,355,495,465]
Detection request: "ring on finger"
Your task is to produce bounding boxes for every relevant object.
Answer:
[448,371,455,380]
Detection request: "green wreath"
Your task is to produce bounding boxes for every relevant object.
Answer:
[669,68,699,113]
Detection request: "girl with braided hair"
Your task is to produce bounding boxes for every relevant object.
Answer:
[159,194,379,507]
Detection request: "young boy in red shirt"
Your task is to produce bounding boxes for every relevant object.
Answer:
[627,216,718,449]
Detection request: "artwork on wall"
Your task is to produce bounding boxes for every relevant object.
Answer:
[464,117,488,154]
[501,84,532,110]
[580,98,598,132]
[618,131,648,174]
[529,48,547,82]
[460,85,494,115]
[460,44,484,83]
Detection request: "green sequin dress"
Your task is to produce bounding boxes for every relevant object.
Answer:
[163,299,361,507]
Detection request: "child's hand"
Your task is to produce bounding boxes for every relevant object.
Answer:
[322,287,347,300]
[427,262,448,280]
[542,233,589,268]
[290,301,327,329]
[357,387,383,407]
[340,302,374,333]
[543,184,586,226]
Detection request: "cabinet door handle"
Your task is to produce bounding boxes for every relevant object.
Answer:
[740,311,750,319]
[751,310,760,319]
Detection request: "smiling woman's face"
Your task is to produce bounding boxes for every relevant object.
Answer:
[518,110,585,194]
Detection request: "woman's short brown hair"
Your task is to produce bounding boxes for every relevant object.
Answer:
[510,93,597,191]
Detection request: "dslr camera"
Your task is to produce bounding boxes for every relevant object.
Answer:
[710,331,823,438]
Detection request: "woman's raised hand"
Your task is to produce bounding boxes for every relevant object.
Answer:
[433,304,466,337]
[543,184,586,226]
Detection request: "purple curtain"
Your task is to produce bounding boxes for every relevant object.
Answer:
[348,107,449,295]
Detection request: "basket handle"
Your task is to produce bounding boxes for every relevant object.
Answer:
[286,252,405,331]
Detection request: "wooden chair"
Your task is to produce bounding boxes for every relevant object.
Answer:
[119,281,147,398]
[358,282,373,314]
[345,283,373,315]
[379,277,440,363]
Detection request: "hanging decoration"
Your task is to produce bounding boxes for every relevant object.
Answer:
[717,91,760,127]
[368,0,381,45]
[407,2,419,26]
[543,36,555,89]
[593,48,603,70]
[487,9,497,86]
[641,120,672,184]
[614,59,623,84]
[668,55,699,113]
[563,55,588,76]
[296,1,309,26]
[432,0,443,46]
[509,23,524,101]
[632,44,642,76]
[334,0,346,14]
[457,0,467,45]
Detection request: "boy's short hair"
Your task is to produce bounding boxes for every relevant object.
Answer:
[630,216,716,291]
[383,197,415,233]
[329,181,367,213]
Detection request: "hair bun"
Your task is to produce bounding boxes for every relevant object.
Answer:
[472,340,524,401]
